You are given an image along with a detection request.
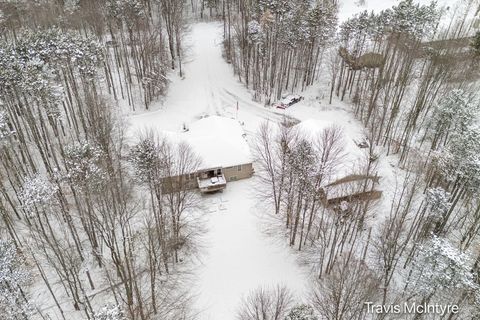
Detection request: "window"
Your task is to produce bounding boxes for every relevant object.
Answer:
[237,165,242,171]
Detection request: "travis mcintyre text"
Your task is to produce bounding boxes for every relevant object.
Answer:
[364,302,459,316]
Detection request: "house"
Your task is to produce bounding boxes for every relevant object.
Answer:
[163,115,254,193]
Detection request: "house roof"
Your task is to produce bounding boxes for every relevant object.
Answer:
[167,115,252,171]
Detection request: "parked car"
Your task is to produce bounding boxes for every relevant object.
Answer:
[273,94,303,109]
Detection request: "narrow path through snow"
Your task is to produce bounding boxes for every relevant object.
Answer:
[129,22,280,135]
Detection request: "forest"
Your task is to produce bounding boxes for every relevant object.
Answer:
[0,0,479,320]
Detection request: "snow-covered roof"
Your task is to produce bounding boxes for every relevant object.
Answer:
[168,116,252,171]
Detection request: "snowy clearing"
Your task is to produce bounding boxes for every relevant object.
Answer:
[4,1,479,319]
[127,21,373,319]
[191,180,310,320]
[128,22,280,136]
[127,22,313,319]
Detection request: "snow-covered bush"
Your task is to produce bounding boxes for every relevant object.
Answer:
[0,110,15,141]
[64,141,106,187]
[0,240,32,320]
[19,174,58,211]
[93,305,126,320]
[285,305,318,320]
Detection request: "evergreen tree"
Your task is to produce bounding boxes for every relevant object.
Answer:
[0,240,32,320]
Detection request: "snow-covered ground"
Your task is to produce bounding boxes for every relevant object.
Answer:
[8,1,477,319]
[127,21,396,320]
[192,181,310,320]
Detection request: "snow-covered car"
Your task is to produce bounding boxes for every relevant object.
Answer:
[273,94,304,109]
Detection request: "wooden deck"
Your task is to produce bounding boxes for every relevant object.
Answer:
[197,174,227,193]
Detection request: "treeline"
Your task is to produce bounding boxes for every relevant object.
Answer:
[0,0,189,110]
[0,1,203,320]
[333,0,480,270]
[210,0,338,103]
[254,119,480,319]
[253,1,480,319]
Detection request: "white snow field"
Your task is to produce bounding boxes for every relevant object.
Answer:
[192,181,310,320]
[128,23,280,136]
[127,22,390,320]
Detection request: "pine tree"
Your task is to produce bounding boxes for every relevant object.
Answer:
[0,240,32,320]
[408,236,478,301]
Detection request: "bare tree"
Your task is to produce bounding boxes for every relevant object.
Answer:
[327,49,342,105]
[254,120,296,215]
[373,169,421,304]
[312,258,381,320]
[237,285,293,320]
